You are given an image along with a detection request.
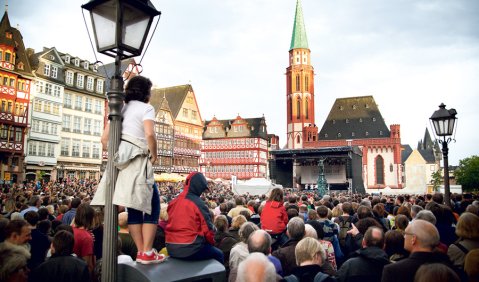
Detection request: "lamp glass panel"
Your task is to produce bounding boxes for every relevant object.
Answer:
[91,0,117,50]
[447,118,456,135]
[432,120,441,136]
[439,120,448,136]
[122,3,150,50]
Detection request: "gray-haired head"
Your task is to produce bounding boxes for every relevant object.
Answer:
[237,252,276,282]
[415,210,437,225]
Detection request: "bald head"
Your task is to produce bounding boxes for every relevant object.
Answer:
[406,219,439,251]
[248,230,272,255]
[363,226,384,248]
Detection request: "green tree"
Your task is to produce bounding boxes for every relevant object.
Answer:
[430,170,442,192]
[455,155,479,192]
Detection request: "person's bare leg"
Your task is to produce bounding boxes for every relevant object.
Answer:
[142,223,157,252]
[129,224,144,253]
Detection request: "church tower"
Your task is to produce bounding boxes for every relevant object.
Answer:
[286,0,315,149]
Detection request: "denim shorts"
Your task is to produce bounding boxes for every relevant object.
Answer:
[127,183,160,225]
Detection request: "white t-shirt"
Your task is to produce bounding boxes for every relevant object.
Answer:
[121,100,155,143]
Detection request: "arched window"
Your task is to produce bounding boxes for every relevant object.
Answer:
[295,74,300,92]
[305,75,309,91]
[296,135,300,144]
[376,155,384,185]
[305,98,309,119]
[288,98,293,121]
[296,97,301,119]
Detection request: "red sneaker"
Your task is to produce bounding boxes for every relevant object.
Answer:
[136,252,143,263]
[139,249,166,265]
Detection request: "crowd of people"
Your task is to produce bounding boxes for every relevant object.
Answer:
[1,176,479,282]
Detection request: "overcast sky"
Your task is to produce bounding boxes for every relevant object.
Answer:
[5,0,479,165]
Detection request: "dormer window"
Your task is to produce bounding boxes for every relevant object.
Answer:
[83,61,89,70]
[17,62,24,70]
[337,133,342,138]
[339,106,343,110]
[365,131,369,136]
[379,131,383,136]
[346,119,349,123]
[365,104,369,108]
[65,56,70,63]
[352,132,355,137]
[74,58,80,67]
[359,118,363,123]
[352,104,357,109]
[332,120,336,124]
[325,134,328,138]
[5,32,12,39]
[49,55,55,60]
[44,64,50,76]
[372,117,376,122]
[92,65,98,72]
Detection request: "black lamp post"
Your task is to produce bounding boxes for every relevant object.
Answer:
[430,103,457,208]
[81,1,160,281]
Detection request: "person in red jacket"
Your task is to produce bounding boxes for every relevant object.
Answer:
[165,172,224,263]
[261,188,289,247]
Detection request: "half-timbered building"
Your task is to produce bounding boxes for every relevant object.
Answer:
[0,11,33,183]
[151,84,203,174]
[151,93,174,173]
[200,115,269,180]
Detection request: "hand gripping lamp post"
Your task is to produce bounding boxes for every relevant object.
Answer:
[81,1,160,281]
[429,103,457,208]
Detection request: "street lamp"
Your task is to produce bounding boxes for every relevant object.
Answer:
[81,1,160,281]
[430,103,457,208]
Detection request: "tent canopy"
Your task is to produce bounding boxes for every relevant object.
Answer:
[154,173,185,182]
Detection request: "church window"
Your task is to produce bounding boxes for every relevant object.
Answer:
[376,155,384,184]
[295,75,300,91]
[305,75,309,91]
[289,98,292,121]
[296,97,301,119]
[305,99,309,119]
[296,135,300,144]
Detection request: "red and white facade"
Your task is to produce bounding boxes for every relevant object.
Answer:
[200,116,269,180]
[0,12,33,183]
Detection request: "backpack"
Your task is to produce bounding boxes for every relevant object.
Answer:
[283,272,332,282]
[337,216,352,248]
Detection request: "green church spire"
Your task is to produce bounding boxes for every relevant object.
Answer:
[290,0,309,51]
